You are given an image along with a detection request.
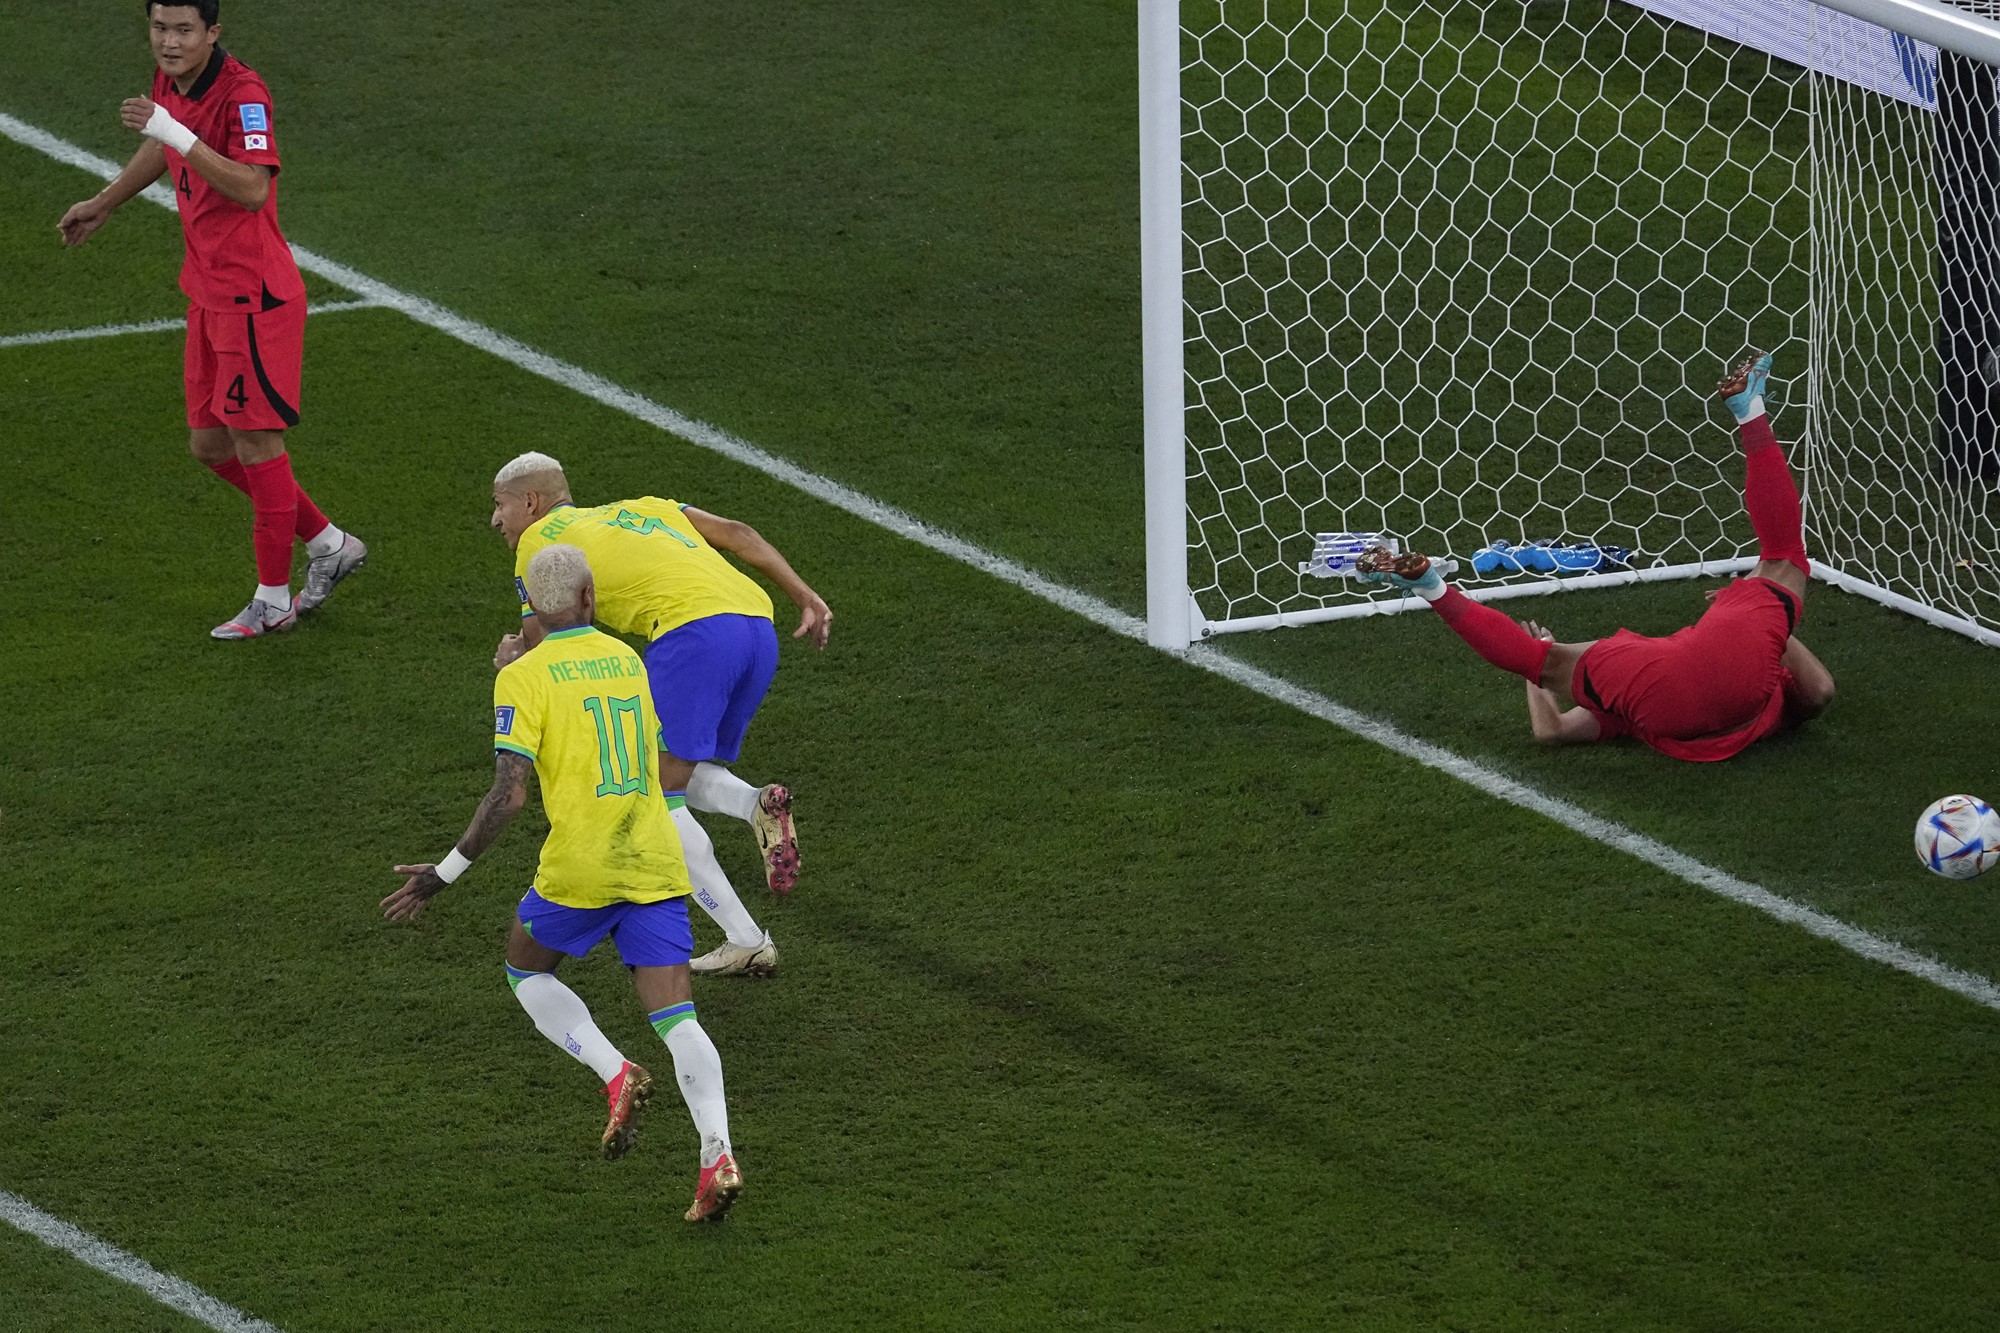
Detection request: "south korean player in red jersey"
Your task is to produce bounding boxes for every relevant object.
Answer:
[58,1,365,641]
[1356,352,1837,762]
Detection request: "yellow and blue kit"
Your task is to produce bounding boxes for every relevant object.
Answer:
[492,626,692,911]
[511,499,783,763]
[513,499,772,640]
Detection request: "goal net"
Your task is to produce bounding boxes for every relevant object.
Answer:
[1140,0,2000,648]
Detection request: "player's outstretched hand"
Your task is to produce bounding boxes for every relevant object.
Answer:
[119,97,158,134]
[1523,620,1556,643]
[494,632,527,671]
[382,863,446,923]
[57,197,112,248]
[793,594,833,650]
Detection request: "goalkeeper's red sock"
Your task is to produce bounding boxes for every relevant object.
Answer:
[243,454,300,596]
[210,455,332,544]
[1739,417,1809,575]
[1432,586,1552,683]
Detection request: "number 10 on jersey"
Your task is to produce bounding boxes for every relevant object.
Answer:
[583,695,650,797]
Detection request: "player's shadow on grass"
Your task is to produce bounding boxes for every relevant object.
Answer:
[830,903,1324,1150]
[827,898,1644,1279]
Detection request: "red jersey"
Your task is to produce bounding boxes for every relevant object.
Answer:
[1572,578,1803,762]
[152,49,305,312]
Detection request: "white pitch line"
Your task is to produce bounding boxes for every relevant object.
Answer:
[1,315,181,345]
[0,300,380,350]
[6,107,1997,1025]
[1192,650,2000,1007]
[0,1190,282,1332]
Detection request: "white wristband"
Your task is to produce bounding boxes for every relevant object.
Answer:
[436,848,474,884]
[143,104,199,155]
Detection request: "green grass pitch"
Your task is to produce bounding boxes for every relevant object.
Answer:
[4,3,2000,1329]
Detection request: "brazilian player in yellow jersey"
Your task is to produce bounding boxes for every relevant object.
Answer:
[383,545,744,1222]
[489,451,832,978]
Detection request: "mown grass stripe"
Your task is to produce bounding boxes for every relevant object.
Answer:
[4,104,1993,1026]
[1,1190,283,1333]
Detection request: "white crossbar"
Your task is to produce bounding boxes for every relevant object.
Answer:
[1813,0,2000,66]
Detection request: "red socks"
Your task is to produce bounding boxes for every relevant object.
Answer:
[208,457,251,494]
[1739,417,1809,576]
[291,481,330,545]
[207,457,332,544]
[242,454,302,587]
[1432,586,1553,684]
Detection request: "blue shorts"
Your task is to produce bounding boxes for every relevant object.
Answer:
[516,889,694,967]
[643,613,779,764]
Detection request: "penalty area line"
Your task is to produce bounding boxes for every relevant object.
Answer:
[6,106,1998,1021]
[0,1190,282,1333]
[0,300,381,350]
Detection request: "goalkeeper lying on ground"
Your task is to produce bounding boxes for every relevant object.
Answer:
[1357,353,1836,762]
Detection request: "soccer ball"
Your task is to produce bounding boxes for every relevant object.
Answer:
[1913,795,2000,879]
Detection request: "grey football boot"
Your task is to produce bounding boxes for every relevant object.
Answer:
[297,532,368,614]
[211,597,299,640]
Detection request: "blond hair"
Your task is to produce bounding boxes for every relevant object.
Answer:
[494,451,570,498]
[523,544,593,618]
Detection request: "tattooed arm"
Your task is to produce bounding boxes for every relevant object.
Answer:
[382,751,534,922]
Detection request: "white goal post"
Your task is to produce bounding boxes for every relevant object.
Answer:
[1141,0,2000,650]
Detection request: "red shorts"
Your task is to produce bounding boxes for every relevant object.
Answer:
[1574,577,1801,761]
[184,300,303,432]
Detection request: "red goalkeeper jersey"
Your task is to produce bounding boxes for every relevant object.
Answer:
[152,48,306,312]
[1572,578,1802,763]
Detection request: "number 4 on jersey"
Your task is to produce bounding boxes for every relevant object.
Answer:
[607,508,697,548]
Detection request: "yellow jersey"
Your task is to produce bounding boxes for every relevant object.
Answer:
[491,626,692,909]
[513,498,774,640]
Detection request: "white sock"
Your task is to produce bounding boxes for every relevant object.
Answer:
[670,803,764,948]
[304,522,345,559]
[255,583,292,612]
[513,971,626,1083]
[1732,395,1767,425]
[664,1018,732,1167]
[687,762,760,822]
